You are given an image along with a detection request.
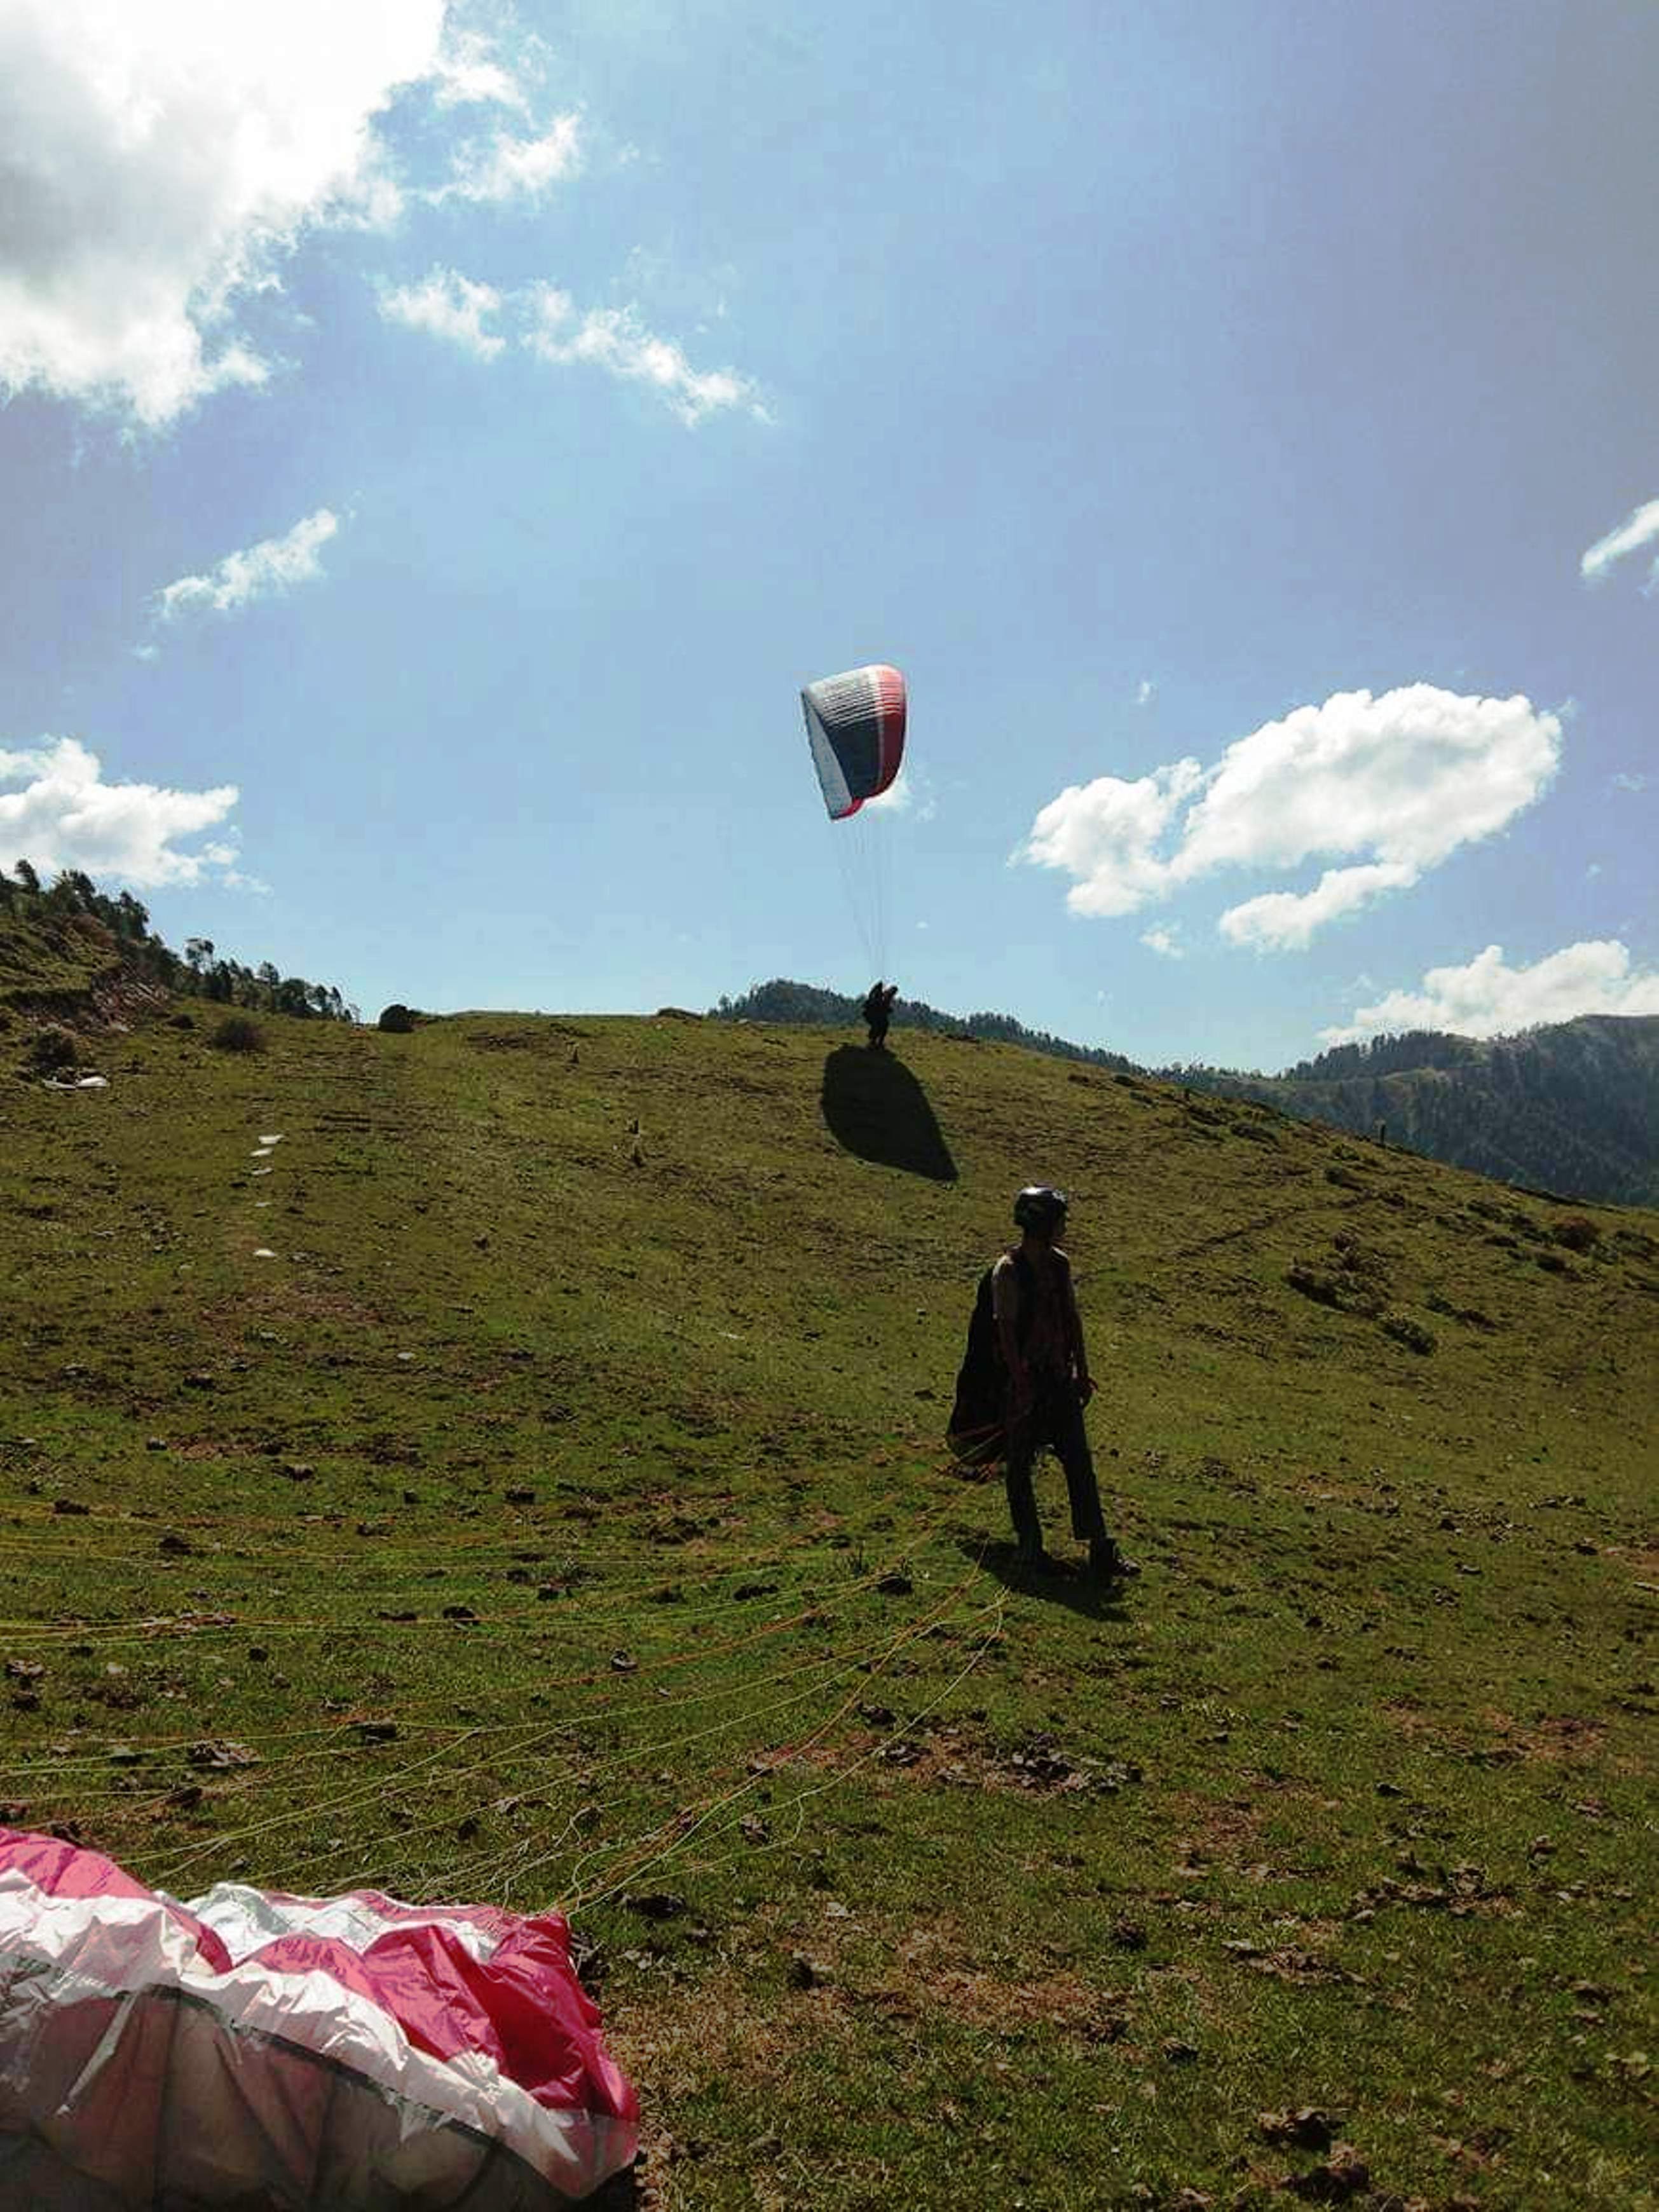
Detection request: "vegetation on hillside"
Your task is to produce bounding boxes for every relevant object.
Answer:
[1184,1015,1659,1208]
[0,862,356,1033]
[716,978,1659,1208]
[714,976,1137,1072]
[1,999,1653,2208]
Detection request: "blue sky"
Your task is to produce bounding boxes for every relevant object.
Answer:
[1,0,1655,1070]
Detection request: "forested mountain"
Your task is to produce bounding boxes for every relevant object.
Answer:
[0,864,355,1032]
[713,980,1659,1207]
[1182,1015,1659,1206]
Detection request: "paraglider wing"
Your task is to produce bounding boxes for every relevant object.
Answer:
[0,1826,639,2207]
[801,664,907,820]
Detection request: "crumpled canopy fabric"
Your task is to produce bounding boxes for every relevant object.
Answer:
[0,1827,638,2208]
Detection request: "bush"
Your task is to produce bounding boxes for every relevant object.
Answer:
[378,1004,418,1034]
[25,1024,79,1074]
[210,1013,266,1055]
[1381,1313,1437,1355]
[1554,1215,1601,1255]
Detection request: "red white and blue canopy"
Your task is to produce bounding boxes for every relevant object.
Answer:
[801,664,907,820]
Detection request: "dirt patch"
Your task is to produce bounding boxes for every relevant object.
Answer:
[781,1719,1140,1801]
[1485,1712,1609,1764]
[1379,1697,1431,1738]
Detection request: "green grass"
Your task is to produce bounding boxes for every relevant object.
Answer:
[1,1009,1653,2208]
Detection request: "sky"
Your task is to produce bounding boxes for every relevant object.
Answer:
[1,0,1655,1072]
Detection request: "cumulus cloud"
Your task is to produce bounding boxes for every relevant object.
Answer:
[154,509,340,622]
[1220,861,1419,951]
[1323,941,1659,1044]
[430,31,529,112]
[0,0,456,425]
[378,268,505,358]
[524,285,765,425]
[0,737,242,887]
[1140,925,1183,959]
[1020,685,1561,948]
[439,114,582,203]
[1021,759,1205,917]
[1580,498,1659,587]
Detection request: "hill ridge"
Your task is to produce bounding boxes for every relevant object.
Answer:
[714,978,1659,1207]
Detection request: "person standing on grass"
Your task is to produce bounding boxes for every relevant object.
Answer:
[993,1185,1132,1582]
[861,980,898,1050]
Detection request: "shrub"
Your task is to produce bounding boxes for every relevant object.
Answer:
[1381,1313,1437,1355]
[378,1004,418,1034]
[25,1024,79,1075]
[210,1013,265,1055]
[1554,1215,1601,1255]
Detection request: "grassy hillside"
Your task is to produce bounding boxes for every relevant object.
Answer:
[0,894,129,1023]
[1,1010,1654,2208]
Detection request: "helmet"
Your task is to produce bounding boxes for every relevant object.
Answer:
[1013,1185,1068,1233]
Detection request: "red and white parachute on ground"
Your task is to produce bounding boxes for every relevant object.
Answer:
[0,1827,638,2208]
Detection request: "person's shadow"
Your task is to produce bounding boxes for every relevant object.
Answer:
[820,1046,957,1182]
[959,1536,1133,1621]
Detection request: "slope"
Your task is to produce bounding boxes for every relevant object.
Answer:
[1221,1014,1659,1208]
[0,1009,1653,2208]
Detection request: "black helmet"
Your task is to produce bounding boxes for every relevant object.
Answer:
[1013,1184,1068,1232]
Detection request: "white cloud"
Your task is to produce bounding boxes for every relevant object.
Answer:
[864,766,936,821]
[376,266,764,425]
[1322,941,1659,1044]
[864,772,912,815]
[0,1,454,425]
[0,737,242,887]
[1135,679,1155,707]
[1021,758,1205,917]
[430,31,528,112]
[1580,498,1659,587]
[1220,860,1419,951]
[439,114,582,203]
[1611,770,1649,794]
[378,268,505,358]
[524,284,765,425]
[154,509,340,622]
[1019,685,1561,946]
[1140,925,1183,959]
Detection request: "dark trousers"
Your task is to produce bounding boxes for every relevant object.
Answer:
[1004,1379,1109,1550]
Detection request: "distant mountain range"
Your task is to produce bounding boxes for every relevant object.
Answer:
[713,981,1659,1208]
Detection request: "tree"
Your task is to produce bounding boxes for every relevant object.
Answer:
[13,859,39,894]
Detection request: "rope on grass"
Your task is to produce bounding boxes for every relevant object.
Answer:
[551,1553,992,1912]
[565,1578,1004,1915]
[144,1514,978,1890]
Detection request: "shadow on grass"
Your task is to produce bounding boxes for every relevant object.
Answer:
[820,1046,957,1182]
[959,1536,1132,1622]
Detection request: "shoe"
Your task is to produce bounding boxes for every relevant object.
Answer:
[1089,1538,1138,1581]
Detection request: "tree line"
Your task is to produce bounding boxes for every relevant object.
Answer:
[0,862,357,1022]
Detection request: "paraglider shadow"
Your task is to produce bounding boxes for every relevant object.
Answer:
[819,1046,958,1182]
[958,1536,1131,1622]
